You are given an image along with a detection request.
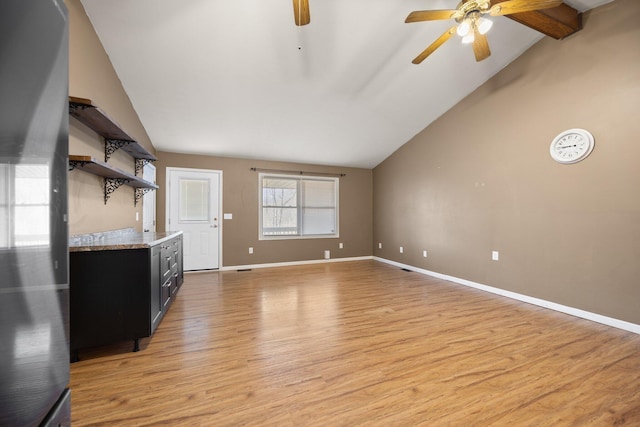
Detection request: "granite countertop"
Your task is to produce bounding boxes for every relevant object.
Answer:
[69,228,182,252]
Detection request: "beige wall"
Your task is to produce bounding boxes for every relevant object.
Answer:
[156,152,372,267]
[373,0,640,324]
[66,0,156,235]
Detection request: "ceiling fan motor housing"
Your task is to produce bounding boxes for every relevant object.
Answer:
[455,0,491,22]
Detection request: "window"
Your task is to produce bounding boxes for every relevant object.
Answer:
[259,173,339,239]
[0,163,50,248]
[179,179,209,222]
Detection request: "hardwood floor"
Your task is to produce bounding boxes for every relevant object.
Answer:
[70,260,640,426]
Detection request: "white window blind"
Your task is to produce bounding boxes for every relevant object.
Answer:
[259,173,338,239]
[0,163,50,248]
[179,179,209,222]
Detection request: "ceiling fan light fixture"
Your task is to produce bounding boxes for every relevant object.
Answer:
[477,17,493,35]
[456,20,471,37]
[462,33,474,44]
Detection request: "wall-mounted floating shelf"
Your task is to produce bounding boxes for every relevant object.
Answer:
[69,155,159,206]
[68,96,159,206]
[68,96,157,174]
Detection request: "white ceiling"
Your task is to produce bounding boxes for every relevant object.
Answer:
[80,0,610,169]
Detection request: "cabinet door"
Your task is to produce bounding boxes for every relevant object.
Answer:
[175,236,184,288]
[161,277,172,309]
[168,238,179,296]
[150,245,162,333]
[70,252,125,350]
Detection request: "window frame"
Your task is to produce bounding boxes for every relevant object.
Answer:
[258,172,340,240]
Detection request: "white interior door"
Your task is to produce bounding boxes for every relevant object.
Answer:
[142,163,156,232]
[167,168,221,270]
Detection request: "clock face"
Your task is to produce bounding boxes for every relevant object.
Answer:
[550,129,594,164]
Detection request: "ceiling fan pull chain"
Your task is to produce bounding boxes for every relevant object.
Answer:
[298,0,302,50]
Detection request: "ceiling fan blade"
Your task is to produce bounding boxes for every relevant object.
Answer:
[293,0,310,26]
[472,29,491,61]
[412,26,457,64]
[405,10,459,23]
[489,0,563,16]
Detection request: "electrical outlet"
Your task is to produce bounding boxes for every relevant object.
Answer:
[423,250,427,258]
[400,246,404,253]
[492,251,499,261]
[248,247,253,254]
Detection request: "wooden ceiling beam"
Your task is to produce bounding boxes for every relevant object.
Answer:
[491,0,583,39]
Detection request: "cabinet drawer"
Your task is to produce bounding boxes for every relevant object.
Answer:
[161,238,180,277]
[162,257,172,280]
[161,276,172,309]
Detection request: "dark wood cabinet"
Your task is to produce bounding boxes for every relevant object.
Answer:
[151,236,184,333]
[70,233,183,360]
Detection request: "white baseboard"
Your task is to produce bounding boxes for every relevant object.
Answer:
[374,257,640,335]
[220,256,374,272]
[209,255,639,335]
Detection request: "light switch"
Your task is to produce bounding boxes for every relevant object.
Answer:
[223,213,233,220]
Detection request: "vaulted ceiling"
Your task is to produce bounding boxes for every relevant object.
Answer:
[80,0,610,168]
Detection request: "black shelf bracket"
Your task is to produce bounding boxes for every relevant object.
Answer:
[69,102,89,115]
[68,159,89,171]
[105,139,134,162]
[134,187,155,207]
[135,158,155,176]
[104,177,130,204]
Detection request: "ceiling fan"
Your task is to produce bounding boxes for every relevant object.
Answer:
[405,0,563,63]
[293,0,310,26]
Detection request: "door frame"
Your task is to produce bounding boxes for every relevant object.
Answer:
[142,163,156,232]
[165,167,223,270]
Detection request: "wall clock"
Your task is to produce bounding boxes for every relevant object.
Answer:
[550,128,595,164]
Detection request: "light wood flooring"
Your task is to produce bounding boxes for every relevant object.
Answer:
[70,260,640,426]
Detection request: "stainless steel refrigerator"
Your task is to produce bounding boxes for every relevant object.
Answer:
[0,0,71,425]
